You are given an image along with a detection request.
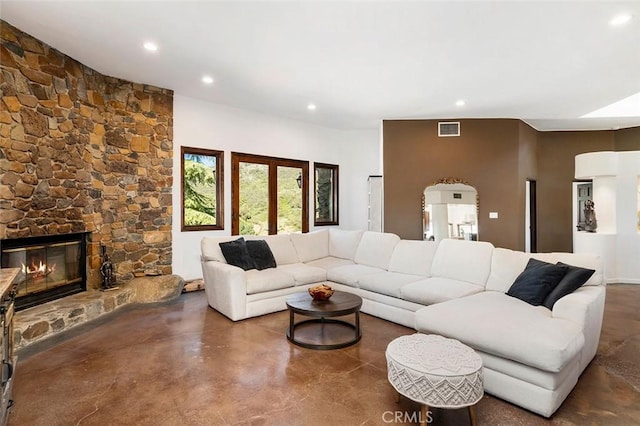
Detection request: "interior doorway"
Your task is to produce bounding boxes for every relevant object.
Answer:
[525,180,537,253]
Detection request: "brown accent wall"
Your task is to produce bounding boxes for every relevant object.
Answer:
[614,126,640,151]
[0,21,174,287]
[383,119,640,252]
[536,131,614,252]
[383,119,531,250]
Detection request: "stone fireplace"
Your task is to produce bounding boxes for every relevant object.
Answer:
[0,232,88,310]
[0,20,174,297]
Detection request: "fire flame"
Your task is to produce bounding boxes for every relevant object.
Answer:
[21,259,56,278]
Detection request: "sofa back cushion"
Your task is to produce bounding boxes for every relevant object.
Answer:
[202,235,298,266]
[329,229,364,260]
[532,252,602,286]
[354,231,401,270]
[388,240,438,276]
[291,230,329,263]
[430,239,494,286]
[261,234,299,266]
[485,248,530,292]
[201,236,243,263]
[486,248,603,293]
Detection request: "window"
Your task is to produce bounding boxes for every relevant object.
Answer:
[314,163,339,226]
[181,147,224,231]
[231,153,309,235]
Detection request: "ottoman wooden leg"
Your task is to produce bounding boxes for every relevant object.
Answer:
[468,404,478,426]
[395,391,401,403]
[421,404,429,424]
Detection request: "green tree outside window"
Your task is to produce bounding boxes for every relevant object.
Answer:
[181,147,224,231]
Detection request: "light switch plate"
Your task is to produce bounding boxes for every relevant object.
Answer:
[489,212,499,219]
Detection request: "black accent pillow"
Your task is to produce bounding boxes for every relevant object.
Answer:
[246,240,277,270]
[219,238,256,271]
[507,258,568,306]
[542,263,595,310]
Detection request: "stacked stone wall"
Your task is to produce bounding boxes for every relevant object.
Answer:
[0,20,174,288]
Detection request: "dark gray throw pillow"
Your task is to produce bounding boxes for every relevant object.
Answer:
[507,258,568,306]
[246,240,277,270]
[219,237,256,271]
[542,263,595,310]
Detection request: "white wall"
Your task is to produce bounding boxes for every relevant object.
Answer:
[615,153,640,283]
[172,95,380,280]
[574,151,640,284]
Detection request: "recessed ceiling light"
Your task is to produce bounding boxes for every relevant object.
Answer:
[455,100,466,107]
[307,103,317,111]
[143,41,158,52]
[610,14,632,27]
[202,75,214,85]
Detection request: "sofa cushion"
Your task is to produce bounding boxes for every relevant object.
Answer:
[246,240,276,270]
[542,263,595,310]
[261,234,299,265]
[486,248,531,293]
[388,240,438,277]
[279,263,327,286]
[430,239,494,286]
[400,277,484,305]
[507,258,569,306]
[305,256,354,271]
[245,268,295,294]
[329,229,364,260]
[414,291,584,372]
[326,264,383,287]
[290,230,329,263]
[486,248,602,293]
[201,236,242,262]
[357,271,424,298]
[533,253,602,286]
[219,238,256,271]
[354,231,401,269]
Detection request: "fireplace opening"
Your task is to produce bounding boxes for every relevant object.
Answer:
[0,233,88,311]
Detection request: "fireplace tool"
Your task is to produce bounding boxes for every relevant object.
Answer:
[100,245,118,291]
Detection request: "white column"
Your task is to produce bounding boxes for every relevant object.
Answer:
[592,176,617,234]
[574,151,640,284]
[432,203,449,242]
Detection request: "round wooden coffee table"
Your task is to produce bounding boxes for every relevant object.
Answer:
[286,291,362,350]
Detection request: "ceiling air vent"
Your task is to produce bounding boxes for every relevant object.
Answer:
[438,121,460,137]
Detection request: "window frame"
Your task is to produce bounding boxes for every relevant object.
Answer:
[314,162,339,226]
[180,146,224,232]
[231,152,309,235]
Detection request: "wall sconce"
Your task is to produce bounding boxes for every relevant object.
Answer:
[296,171,302,189]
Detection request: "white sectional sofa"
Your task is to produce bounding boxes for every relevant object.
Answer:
[200,229,605,417]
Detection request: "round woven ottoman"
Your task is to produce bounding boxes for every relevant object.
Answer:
[386,334,483,425]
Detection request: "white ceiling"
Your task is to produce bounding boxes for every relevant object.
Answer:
[2,1,639,131]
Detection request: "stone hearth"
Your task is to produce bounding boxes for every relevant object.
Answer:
[14,274,184,348]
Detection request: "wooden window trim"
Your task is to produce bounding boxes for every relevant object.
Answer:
[181,146,224,231]
[231,152,309,235]
[314,162,339,226]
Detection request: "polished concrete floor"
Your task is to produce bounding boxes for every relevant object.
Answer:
[9,284,640,425]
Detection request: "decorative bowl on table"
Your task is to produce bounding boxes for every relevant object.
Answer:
[308,284,334,301]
